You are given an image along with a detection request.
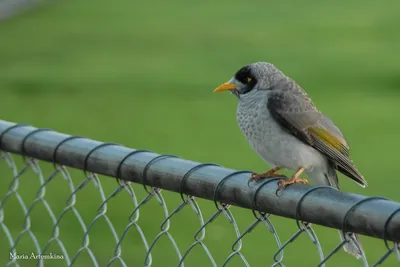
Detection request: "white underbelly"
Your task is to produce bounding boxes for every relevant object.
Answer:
[237,103,326,171]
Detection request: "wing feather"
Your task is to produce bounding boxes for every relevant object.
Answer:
[267,83,367,187]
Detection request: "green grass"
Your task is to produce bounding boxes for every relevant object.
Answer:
[0,0,400,266]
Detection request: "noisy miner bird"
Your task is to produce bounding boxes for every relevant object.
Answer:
[213,62,367,259]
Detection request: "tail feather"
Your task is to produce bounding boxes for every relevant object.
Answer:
[308,161,364,259]
[336,165,368,188]
[339,231,363,259]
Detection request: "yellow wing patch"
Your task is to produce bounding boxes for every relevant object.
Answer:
[308,127,348,154]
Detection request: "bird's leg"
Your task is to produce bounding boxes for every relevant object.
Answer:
[250,167,286,183]
[276,167,308,193]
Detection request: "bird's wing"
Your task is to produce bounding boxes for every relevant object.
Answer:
[267,84,367,187]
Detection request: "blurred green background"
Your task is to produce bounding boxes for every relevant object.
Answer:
[1,0,399,266]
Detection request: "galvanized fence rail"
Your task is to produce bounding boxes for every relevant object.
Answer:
[0,119,399,267]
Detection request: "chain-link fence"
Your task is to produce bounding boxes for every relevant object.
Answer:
[0,119,399,267]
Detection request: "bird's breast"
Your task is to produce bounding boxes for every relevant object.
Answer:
[237,100,284,161]
[236,99,325,170]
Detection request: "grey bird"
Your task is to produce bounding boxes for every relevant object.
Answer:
[213,62,367,259]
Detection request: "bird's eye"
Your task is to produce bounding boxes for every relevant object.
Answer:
[234,66,256,88]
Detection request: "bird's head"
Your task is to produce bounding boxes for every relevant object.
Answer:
[213,62,284,98]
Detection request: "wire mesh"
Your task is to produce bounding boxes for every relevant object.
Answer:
[1,150,399,267]
[0,120,399,266]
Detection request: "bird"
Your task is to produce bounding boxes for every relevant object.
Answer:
[213,62,367,259]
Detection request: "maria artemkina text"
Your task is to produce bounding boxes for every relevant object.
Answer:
[10,252,64,260]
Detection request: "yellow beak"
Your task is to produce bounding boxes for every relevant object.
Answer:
[213,82,237,92]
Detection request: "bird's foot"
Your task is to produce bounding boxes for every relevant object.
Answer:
[276,167,308,194]
[248,167,286,186]
[250,171,284,181]
[276,177,309,193]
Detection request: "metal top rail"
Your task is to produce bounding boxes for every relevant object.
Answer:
[0,119,399,244]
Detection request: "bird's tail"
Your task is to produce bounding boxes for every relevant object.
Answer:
[308,162,363,259]
[339,231,362,259]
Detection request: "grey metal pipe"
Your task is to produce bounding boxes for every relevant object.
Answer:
[0,119,399,242]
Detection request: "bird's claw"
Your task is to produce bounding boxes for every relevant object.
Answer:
[276,177,309,195]
[250,172,262,182]
[247,172,262,186]
[248,171,287,187]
